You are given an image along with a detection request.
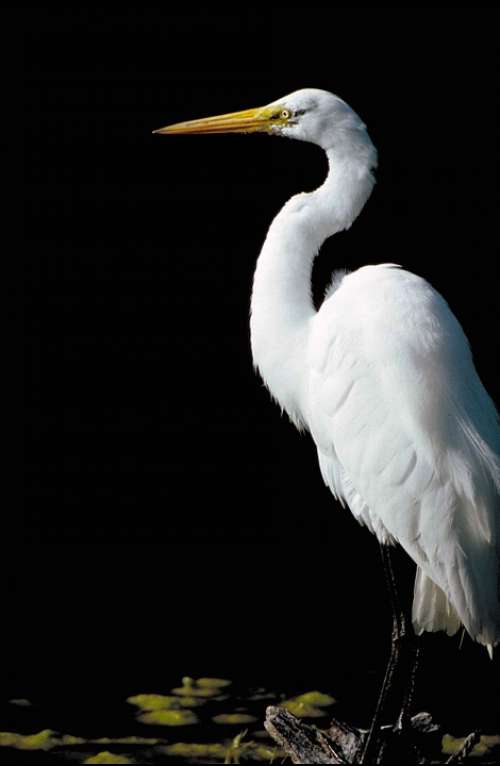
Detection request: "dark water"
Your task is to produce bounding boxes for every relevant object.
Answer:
[4,548,499,763]
[0,673,359,764]
[2,658,499,764]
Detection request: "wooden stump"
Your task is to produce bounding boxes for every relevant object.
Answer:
[264,706,479,764]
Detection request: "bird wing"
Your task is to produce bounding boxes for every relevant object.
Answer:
[307,265,500,644]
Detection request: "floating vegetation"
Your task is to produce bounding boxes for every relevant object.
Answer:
[127,693,206,711]
[0,731,164,752]
[0,730,96,751]
[212,713,258,725]
[137,709,199,726]
[171,676,229,698]
[292,691,336,707]
[280,699,326,718]
[3,677,497,764]
[280,689,336,718]
[0,729,62,751]
[442,733,500,759]
[83,753,135,765]
[159,730,282,764]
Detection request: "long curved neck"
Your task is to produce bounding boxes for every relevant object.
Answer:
[250,146,375,425]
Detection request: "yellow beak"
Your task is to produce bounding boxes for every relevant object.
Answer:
[152,104,287,136]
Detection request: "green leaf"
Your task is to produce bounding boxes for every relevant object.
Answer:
[127,693,205,710]
[292,691,336,707]
[137,709,199,726]
[83,752,135,765]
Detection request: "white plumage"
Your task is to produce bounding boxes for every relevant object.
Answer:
[155,88,500,655]
[309,265,500,649]
[248,89,500,653]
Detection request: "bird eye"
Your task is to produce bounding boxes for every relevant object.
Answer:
[280,109,291,120]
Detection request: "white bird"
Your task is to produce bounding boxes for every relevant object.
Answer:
[154,89,500,658]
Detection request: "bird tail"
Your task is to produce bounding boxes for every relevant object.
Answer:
[412,567,461,637]
[412,567,498,659]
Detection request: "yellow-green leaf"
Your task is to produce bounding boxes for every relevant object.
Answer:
[171,685,219,698]
[126,693,204,710]
[281,700,326,718]
[172,676,231,697]
[292,691,336,707]
[0,730,59,751]
[83,752,135,765]
[137,709,198,726]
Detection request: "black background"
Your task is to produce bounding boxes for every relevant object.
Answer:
[17,7,499,736]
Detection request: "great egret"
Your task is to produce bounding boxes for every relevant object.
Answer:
[154,89,500,758]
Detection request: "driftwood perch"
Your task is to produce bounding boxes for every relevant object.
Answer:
[264,706,478,764]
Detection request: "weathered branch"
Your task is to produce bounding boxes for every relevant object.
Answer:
[264,706,352,764]
[264,707,480,765]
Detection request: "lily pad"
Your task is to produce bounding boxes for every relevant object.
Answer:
[0,730,61,751]
[292,691,336,707]
[83,753,135,765]
[126,693,205,710]
[0,730,166,752]
[137,709,199,727]
[212,713,258,725]
[172,685,220,698]
[280,700,326,718]
[171,676,229,697]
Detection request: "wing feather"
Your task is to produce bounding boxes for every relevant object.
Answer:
[307,265,500,644]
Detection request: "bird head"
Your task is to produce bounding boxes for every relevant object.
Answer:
[267,89,369,151]
[153,88,374,158]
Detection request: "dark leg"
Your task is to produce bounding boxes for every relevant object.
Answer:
[360,543,418,764]
[380,543,421,734]
[396,639,421,732]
